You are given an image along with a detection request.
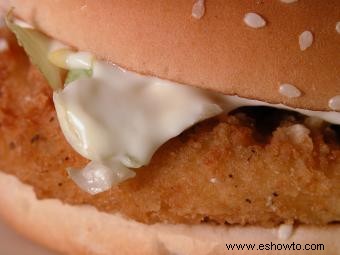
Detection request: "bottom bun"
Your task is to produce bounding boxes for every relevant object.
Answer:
[0,171,338,255]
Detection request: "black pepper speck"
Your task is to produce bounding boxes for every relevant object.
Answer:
[9,142,16,150]
[30,134,40,143]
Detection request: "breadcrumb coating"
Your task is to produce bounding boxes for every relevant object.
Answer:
[0,29,339,227]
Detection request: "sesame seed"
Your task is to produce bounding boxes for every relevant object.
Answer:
[192,0,205,19]
[328,96,340,111]
[299,31,313,51]
[278,224,294,240]
[336,22,340,34]
[280,0,298,3]
[279,83,301,98]
[244,13,266,29]
[0,38,8,53]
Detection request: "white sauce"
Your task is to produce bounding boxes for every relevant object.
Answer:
[54,61,225,193]
[244,13,266,29]
[66,52,93,70]
[192,0,205,19]
[299,31,313,51]
[279,83,301,98]
[67,161,135,195]
[53,60,340,194]
[54,62,223,166]
[220,96,340,124]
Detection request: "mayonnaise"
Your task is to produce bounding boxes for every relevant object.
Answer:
[53,59,340,194]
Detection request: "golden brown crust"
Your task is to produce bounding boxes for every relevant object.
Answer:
[1,0,340,111]
[0,171,339,255]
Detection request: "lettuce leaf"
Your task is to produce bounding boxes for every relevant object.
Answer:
[5,12,63,90]
[65,69,93,84]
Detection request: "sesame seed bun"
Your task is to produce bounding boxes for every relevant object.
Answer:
[0,172,339,255]
[2,0,340,111]
[0,1,339,254]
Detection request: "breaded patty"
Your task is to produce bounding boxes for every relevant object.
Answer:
[0,29,339,227]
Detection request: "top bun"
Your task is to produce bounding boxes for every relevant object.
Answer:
[2,0,340,111]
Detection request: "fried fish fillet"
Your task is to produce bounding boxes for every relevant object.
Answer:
[0,29,339,227]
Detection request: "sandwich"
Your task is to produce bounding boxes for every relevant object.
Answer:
[0,0,339,254]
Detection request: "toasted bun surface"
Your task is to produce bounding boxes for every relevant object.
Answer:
[1,0,340,111]
[0,171,338,255]
[0,1,339,254]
